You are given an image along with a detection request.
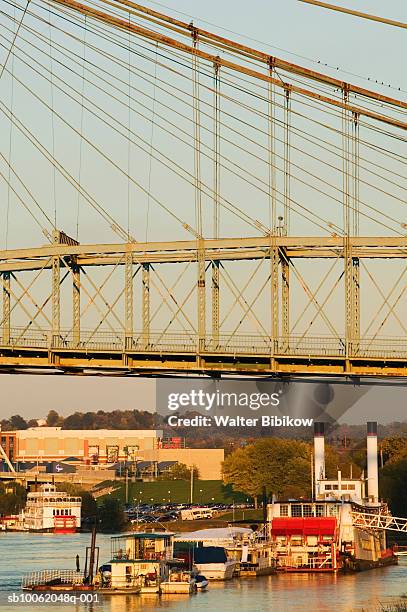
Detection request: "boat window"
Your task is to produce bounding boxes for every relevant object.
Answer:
[291,505,302,517]
[316,504,324,517]
[280,505,288,516]
[348,484,355,490]
[325,484,332,490]
[303,505,313,517]
[332,485,339,490]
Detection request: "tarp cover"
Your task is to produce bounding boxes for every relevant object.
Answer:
[175,527,252,542]
[193,547,228,564]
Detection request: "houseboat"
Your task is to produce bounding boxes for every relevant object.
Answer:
[175,529,241,579]
[175,527,275,577]
[22,530,200,595]
[106,532,178,593]
[268,422,398,573]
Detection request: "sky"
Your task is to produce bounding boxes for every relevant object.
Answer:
[0,0,406,422]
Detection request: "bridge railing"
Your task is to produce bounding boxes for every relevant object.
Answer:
[350,337,407,358]
[1,327,406,359]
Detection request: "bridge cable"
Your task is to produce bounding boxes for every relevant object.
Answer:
[0,23,402,237]
[2,14,404,238]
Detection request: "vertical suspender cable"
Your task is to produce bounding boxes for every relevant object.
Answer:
[213,58,220,240]
[342,85,350,237]
[191,27,205,354]
[5,4,16,250]
[127,10,131,241]
[352,112,360,237]
[284,87,291,236]
[269,60,279,357]
[268,60,277,234]
[76,14,87,241]
[212,58,220,345]
[48,4,57,228]
[146,42,158,243]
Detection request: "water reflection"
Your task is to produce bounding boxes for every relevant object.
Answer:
[0,533,405,612]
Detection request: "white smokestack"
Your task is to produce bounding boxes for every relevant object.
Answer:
[367,421,379,502]
[314,422,325,498]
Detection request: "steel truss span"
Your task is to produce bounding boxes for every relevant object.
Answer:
[1,235,407,377]
[0,1,406,378]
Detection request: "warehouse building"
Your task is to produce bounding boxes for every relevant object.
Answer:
[0,428,224,480]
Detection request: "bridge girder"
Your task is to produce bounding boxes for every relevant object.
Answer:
[0,237,406,377]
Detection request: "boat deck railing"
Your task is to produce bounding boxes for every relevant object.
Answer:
[22,570,84,589]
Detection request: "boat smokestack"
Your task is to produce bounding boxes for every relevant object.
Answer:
[367,421,379,502]
[314,422,325,498]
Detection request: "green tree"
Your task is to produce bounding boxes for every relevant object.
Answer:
[56,484,97,521]
[9,415,28,430]
[381,437,407,464]
[161,463,199,480]
[380,458,407,517]
[46,410,62,427]
[223,438,313,499]
[99,497,128,532]
[0,482,27,514]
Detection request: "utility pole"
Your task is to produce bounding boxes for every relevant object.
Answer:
[190,467,194,504]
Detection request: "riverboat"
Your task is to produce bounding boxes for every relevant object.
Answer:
[268,422,398,573]
[18,484,81,533]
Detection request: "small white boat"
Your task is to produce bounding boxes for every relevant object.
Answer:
[161,569,197,594]
[194,574,209,589]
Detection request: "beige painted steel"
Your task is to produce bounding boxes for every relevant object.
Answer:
[298,0,407,30]
[47,0,407,129]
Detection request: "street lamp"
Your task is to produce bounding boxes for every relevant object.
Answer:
[168,490,171,503]
[199,489,203,505]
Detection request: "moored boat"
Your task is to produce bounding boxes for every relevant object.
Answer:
[161,567,197,594]
[268,422,398,573]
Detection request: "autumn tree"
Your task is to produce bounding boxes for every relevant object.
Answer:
[0,482,27,515]
[222,438,313,499]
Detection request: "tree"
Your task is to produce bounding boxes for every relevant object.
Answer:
[223,438,313,499]
[162,463,199,480]
[0,482,27,515]
[9,415,28,430]
[62,413,84,429]
[380,458,407,517]
[46,410,62,427]
[381,437,407,464]
[99,497,127,532]
[56,484,97,521]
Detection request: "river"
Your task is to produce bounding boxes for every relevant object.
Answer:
[0,533,406,611]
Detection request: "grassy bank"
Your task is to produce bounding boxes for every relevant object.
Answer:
[96,479,251,505]
[127,509,264,532]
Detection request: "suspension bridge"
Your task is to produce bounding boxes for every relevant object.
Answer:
[0,0,406,377]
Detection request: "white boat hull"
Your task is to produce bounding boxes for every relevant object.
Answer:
[194,561,236,580]
[161,581,196,594]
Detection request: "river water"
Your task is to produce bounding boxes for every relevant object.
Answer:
[0,533,406,611]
